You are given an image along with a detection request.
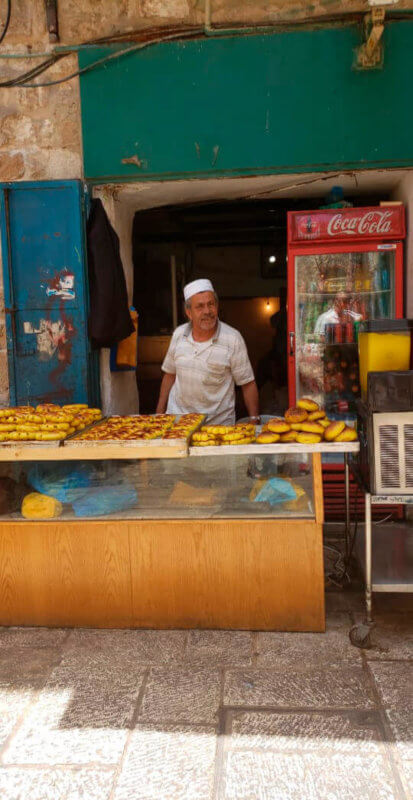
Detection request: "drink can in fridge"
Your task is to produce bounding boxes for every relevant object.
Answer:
[345,322,354,343]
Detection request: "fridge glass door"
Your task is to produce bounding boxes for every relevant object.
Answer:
[295,248,395,418]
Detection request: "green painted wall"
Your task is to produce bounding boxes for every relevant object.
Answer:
[79,21,413,182]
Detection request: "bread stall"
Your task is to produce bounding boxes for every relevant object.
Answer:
[0,403,358,632]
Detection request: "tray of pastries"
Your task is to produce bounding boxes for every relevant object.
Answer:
[0,403,102,446]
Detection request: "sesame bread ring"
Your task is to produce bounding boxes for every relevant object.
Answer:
[297,398,319,412]
[300,422,325,435]
[296,432,322,444]
[267,419,291,434]
[289,423,304,431]
[324,421,346,441]
[334,426,358,442]
[256,432,280,444]
[280,430,298,442]
[284,407,308,424]
[307,410,326,421]
[319,418,331,429]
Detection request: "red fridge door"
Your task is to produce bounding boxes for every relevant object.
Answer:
[287,241,403,418]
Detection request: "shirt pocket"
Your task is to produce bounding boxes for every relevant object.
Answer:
[202,359,229,386]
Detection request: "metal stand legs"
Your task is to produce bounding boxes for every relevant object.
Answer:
[349,490,373,648]
[344,454,350,560]
[364,492,373,626]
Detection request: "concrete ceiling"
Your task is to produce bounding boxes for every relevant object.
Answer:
[95,168,412,211]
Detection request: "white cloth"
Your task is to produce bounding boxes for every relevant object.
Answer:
[162,321,255,425]
[314,308,340,336]
[314,307,363,336]
[183,278,214,301]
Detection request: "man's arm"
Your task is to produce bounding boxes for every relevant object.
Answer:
[156,372,176,413]
[241,379,259,419]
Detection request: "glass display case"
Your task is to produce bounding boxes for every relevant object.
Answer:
[0,452,315,521]
[294,249,396,418]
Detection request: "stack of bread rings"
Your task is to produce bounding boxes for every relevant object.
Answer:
[256,397,357,445]
[191,423,256,447]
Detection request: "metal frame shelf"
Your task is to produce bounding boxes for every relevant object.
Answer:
[350,491,413,648]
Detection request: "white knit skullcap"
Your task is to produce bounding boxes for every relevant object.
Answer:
[183,279,214,301]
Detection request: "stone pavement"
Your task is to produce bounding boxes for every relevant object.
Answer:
[0,591,411,800]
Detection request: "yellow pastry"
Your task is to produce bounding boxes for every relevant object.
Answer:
[324,421,346,441]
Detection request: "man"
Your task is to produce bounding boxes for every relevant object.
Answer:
[314,291,362,337]
[156,278,259,424]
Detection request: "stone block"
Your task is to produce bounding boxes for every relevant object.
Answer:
[224,667,375,709]
[0,626,68,649]
[186,630,253,666]
[356,612,413,661]
[227,710,383,753]
[369,662,413,707]
[139,667,221,723]
[23,147,82,180]
[113,724,217,800]
[66,628,186,664]
[385,708,413,761]
[0,152,24,181]
[3,649,146,765]
[255,616,361,668]
[0,767,116,800]
[140,0,190,18]
[220,751,399,800]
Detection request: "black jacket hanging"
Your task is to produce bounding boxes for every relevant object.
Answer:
[87,198,134,349]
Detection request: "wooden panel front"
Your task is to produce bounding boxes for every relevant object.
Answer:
[0,518,324,631]
[129,519,325,631]
[0,523,132,627]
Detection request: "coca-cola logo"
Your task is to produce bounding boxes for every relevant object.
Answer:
[327,210,394,237]
[297,216,321,239]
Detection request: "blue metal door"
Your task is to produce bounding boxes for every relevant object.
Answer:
[0,181,98,406]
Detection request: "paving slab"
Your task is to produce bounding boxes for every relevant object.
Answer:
[224,667,375,709]
[0,627,68,649]
[0,646,61,688]
[66,628,186,664]
[226,710,383,753]
[3,649,146,765]
[219,751,400,800]
[256,615,361,668]
[385,709,413,761]
[185,630,253,666]
[112,724,217,800]
[369,663,413,708]
[399,760,413,797]
[357,614,413,661]
[0,767,115,800]
[139,667,221,724]
[0,646,62,752]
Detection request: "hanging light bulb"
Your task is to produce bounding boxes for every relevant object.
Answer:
[266,298,270,309]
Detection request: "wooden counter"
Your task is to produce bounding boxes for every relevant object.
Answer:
[0,446,358,631]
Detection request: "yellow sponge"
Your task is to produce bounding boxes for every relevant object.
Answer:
[21,492,62,520]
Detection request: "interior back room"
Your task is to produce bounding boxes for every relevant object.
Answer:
[93,168,412,417]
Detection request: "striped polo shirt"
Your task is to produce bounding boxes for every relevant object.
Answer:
[161,321,255,425]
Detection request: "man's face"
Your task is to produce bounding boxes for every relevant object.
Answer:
[334,292,349,315]
[186,291,218,332]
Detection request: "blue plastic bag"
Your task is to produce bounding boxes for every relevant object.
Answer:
[27,461,97,504]
[72,484,138,517]
[253,477,297,506]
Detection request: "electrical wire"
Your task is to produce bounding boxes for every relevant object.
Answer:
[0,28,203,88]
[0,0,11,46]
[0,54,66,87]
[0,8,412,89]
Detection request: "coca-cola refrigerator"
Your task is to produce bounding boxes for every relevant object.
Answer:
[287,205,405,419]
